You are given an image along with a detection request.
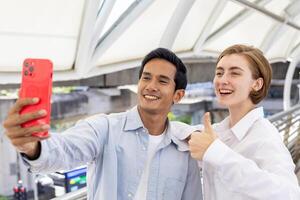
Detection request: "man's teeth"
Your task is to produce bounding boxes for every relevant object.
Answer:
[220,89,232,94]
[144,95,158,100]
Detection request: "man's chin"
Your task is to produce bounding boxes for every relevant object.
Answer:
[138,105,161,114]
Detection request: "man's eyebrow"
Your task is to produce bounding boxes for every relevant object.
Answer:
[142,72,151,76]
[159,75,172,80]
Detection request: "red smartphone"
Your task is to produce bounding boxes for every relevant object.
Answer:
[19,58,53,137]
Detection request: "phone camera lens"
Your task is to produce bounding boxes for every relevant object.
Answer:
[24,71,28,76]
[24,62,29,67]
[29,66,34,72]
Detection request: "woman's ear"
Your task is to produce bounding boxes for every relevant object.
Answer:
[252,77,264,91]
[173,89,185,104]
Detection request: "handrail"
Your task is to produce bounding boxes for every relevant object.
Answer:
[268,104,300,122]
[268,103,300,175]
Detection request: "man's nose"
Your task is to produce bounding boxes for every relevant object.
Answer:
[145,79,159,91]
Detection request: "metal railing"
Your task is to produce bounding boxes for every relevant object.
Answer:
[269,104,300,175]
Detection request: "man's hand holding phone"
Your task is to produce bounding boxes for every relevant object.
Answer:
[3,58,53,159]
[3,98,50,159]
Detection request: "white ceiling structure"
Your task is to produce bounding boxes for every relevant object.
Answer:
[1,0,300,108]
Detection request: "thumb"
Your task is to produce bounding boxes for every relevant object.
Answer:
[203,112,213,134]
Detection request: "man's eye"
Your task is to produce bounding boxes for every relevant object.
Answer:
[215,72,223,76]
[142,76,150,80]
[160,80,168,84]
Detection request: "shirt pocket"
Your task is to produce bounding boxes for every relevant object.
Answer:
[162,177,185,200]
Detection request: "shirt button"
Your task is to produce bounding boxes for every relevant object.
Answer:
[128,193,133,198]
[142,146,146,151]
[135,132,139,135]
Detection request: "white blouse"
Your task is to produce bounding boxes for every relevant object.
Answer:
[201,107,300,200]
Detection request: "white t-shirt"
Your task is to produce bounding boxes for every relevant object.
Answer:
[134,132,165,200]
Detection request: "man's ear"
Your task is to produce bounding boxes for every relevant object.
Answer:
[252,77,264,91]
[173,89,185,104]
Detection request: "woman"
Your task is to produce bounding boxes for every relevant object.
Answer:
[188,44,300,199]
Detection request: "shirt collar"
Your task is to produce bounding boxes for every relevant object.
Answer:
[123,106,144,131]
[230,107,264,141]
[159,121,191,152]
[123,106,188,151]
[164,120,188,151]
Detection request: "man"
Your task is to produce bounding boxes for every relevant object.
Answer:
[3,48,202,200]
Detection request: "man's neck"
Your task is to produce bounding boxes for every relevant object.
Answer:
[138,107,168,136]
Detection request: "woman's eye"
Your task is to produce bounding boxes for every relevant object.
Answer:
[231,72,240,76]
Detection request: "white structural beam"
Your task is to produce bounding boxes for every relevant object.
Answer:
[91,0,154,66]
[91,0,116,47]
[77,0,116,76]
[278,0,300,110]
[231,0,300,30]
[205,0,271,46]
[283,43,300,110]
[159,0,196,48]
[286,32,299,57]
[193,0,227,54]
[260,22,287,52]
[285,0,300,18]
[75,0,102,76]
[261,0,300,53]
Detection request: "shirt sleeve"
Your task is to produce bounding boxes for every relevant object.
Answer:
[171,121,204,140]
[22,114,109,173]
[181,155,203,200]
[203,139,300,200]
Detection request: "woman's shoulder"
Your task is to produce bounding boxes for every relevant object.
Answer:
[250,117,282,141]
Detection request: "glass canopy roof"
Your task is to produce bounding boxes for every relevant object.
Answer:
[0,0,300,84]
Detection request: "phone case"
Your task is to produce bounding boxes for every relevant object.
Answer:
[20,58,53,137]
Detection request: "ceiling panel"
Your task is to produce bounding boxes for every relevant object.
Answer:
[0,0,299,84]
[95,0,180,66]
[0,0,85,73]
[172,0,219,52]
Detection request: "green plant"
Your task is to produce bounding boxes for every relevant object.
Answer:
[168,112,192,124]
[0,195,8,200]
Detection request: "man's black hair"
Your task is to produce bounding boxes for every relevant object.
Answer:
[138,47,187,90]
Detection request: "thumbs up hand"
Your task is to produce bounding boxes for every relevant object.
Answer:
[188,112,217,160]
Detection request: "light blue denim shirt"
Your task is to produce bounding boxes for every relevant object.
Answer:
[23,106,202,200]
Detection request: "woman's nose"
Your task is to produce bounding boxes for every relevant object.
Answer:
[219,74,229,85]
